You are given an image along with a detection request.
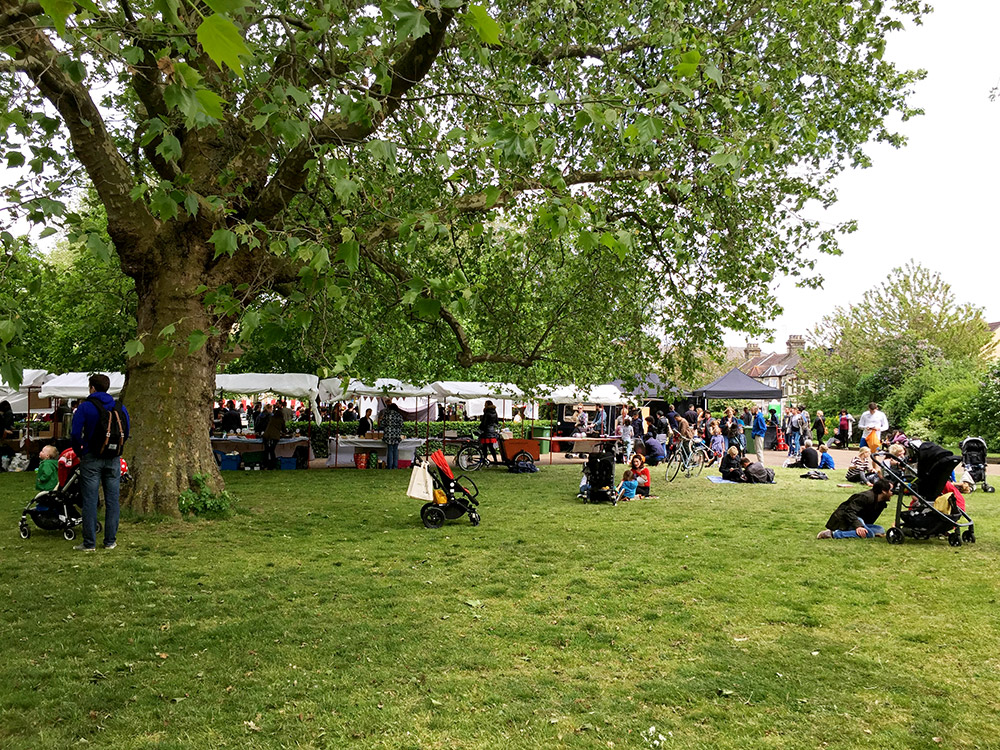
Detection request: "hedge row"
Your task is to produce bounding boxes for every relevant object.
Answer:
[288,420,537,458]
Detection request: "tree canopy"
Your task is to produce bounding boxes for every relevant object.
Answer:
[0,0,931,512]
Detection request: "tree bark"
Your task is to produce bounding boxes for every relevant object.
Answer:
[121,239,227,516]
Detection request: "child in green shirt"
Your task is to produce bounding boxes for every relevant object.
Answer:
[34,445,59,492]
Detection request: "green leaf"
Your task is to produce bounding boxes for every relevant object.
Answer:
[335,241,360,272]
[5,152,24,168]
[204,0,246,13]
[387,1,430,40]
[704,62,723,86]
[155,133,182,163]
[413,297,441,319]
[85,233,112,262]
[183,193,199,217]
[484,186,501,208]
[123,339,144,358]
[465,5,501,45]
[196,14,251,78]
[187,330,210,354]
[154,344,175,362]
[153,0,183,28]
[209,228,238,258]
[159,323,176,338]
[0,319,17,345]
[150,191,178,220]
[40,0,74,35]
[39,226,57,238]
[334,178,359,203]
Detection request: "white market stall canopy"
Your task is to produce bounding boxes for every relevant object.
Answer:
[318,377,436,401]
[1,369,54,412]
[40,372,124,399]
[215,373,321,422]
[429,381,524,401]
[545,383,624,405]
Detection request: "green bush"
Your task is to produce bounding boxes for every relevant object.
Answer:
[905,378,979,445]
[179,474,237,517]
[287,420,535,458]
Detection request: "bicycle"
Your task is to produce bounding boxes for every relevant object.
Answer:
[665,433,712,481]
[455,433,535,471]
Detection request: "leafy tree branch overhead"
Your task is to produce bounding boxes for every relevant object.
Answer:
[0,0,930,513]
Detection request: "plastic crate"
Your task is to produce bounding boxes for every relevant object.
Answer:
[279,456,297,470]
[242,450,264,469]
[219,454,242,471]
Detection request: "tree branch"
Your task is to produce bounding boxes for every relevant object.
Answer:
[0,7,156,256]
[246,7,456,225]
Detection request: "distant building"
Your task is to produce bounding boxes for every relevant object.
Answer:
[737,336,808,402]
[987,322,1000,361]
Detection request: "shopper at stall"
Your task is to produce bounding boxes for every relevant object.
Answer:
[262,402,285,470]
[381,402,405,469]
[357,408,374,437]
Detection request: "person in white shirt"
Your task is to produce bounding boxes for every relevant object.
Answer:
[857,402,889,450]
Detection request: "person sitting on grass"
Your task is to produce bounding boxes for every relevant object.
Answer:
[35,445,59,492]
[845,446,879,486]
[617,469,638,502]
[800,439,820,469]
[719,445,744,482]
[818,444,835,470]
[630,454,656,498]
[817,479,893,539]
[577,464,590,499]
[642,432,665,466]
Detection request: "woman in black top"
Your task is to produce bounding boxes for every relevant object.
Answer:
[479,400,500,463]
[357,408,374,437]
[719,446,745,482]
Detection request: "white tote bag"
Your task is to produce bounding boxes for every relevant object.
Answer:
[406,462,434,501]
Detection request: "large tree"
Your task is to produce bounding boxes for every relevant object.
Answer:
[0,0,929,514]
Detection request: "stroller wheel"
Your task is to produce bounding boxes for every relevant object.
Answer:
[63,528,76,541]
[469,511,481,527]
[96,521,102,534]
[962,530,976,544]
[886,527,904,545]
[948,532,962,547]
[985,484,995,493]
[18,523,30,540]
[420,504,446,530]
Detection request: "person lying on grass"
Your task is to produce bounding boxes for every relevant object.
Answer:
[617,470,638,502]
[817,478,893,540]
[739,457,775,484]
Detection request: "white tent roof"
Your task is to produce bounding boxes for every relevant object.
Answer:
[0,392,28,411]
[40,372,125,399]
[546,383,624,405]
[318,377,435,400]
[1,369,53,411]
[429,381,524,401]
[215,373,319,401]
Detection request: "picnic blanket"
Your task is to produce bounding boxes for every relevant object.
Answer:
[708,476,738,484]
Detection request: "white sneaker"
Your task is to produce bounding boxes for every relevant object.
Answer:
[104,542,117,549]
[73,544,96,552]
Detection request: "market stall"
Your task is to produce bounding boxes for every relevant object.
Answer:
[211,435,313,468]
[39,371,125,399]
[325,437,425,468]
[215,373,321,423]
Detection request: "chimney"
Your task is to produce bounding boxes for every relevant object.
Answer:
[786,335,805,354]
[744,342,761,360]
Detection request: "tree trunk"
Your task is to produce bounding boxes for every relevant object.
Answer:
[121,241,228,516]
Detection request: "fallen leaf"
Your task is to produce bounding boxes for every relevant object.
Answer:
[157,653,169,659]
[464,599,484,608]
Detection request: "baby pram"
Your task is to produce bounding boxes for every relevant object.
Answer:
[18,449,103,541]
[412,450,481,529]
[584,452,617,505]
[874,441,975,546]
[959,436,994,493]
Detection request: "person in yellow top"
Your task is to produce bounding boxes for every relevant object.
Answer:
[34,445,59,492]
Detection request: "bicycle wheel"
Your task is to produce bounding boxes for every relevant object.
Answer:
[667,451,683,481]
[693,448,709,476]
[456,444,485,471]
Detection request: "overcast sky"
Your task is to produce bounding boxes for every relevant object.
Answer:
[724,1,1000,350]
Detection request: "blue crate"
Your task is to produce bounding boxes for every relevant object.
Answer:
[279,456,297,470]
[219,454,242,471]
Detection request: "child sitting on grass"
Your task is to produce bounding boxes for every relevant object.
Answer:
[34,445,59,492]
[845,446,879,486]
[818,444,835,470]
[617,469,638,502]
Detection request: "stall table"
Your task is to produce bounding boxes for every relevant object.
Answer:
[327,437,425,468]
[539,436,619,456]
[211,436,314,462]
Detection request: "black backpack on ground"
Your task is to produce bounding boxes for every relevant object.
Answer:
[87,395,128,458]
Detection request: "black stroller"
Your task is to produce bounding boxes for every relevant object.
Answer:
[960,436,994,493]
[584,452,617,505]
[874,441,975,547]
[417,450,481,529]
[18,462,101,541]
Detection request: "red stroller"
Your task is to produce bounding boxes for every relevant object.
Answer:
[414,450,481,529]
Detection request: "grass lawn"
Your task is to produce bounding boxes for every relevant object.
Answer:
[2,463,999,749]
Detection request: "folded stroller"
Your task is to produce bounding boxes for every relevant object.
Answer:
[416,450,481,529]
[960,436,994,493]
[584,452,617,505]
[874,441,975,546]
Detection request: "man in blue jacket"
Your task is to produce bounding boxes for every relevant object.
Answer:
[71,373,130,551]
[751,405,768,465]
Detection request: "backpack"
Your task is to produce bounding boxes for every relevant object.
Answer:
[839,415,849,431]
[87,395,128,458]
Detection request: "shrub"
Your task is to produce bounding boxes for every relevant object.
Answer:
[179,474,236,517]
[905,378,979,445]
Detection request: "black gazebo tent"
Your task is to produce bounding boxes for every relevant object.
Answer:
[692,368,782,403]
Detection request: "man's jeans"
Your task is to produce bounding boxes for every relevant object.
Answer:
[386,442,399,469]
[80,454,121,549]
[833,522,885,540]
[789,431,801,455]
